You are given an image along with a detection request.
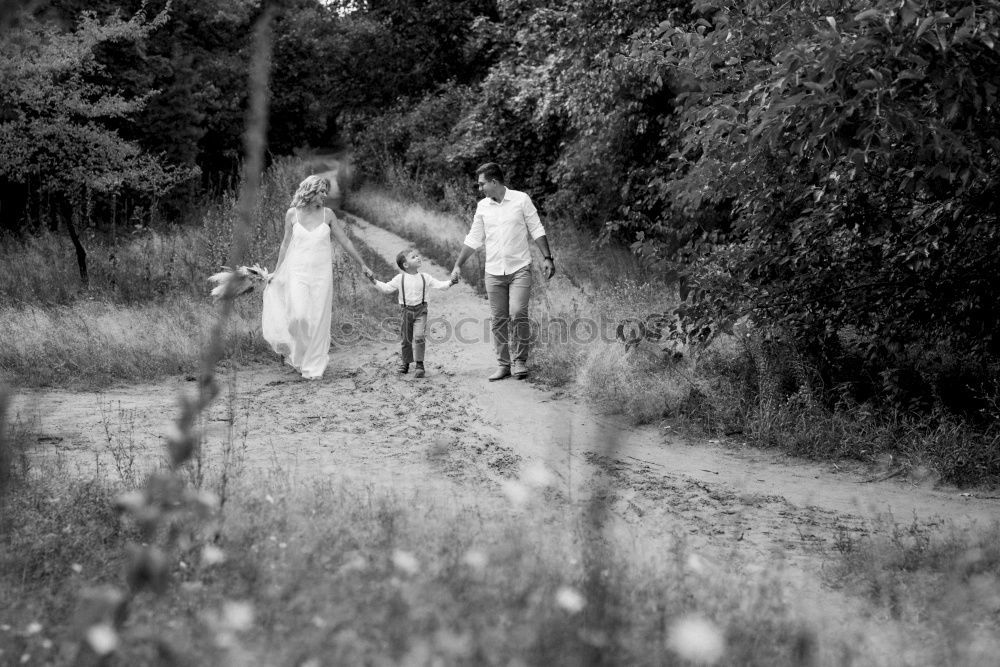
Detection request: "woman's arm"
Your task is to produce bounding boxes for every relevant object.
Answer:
[327,209,373,278]
[273,209,295,273]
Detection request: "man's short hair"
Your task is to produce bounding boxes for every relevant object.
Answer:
[396,250,409,270]
[476,162,505,184]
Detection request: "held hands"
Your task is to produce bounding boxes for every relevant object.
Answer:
[542,258,556,280]
[449,266,461,285]
[363,266,376,283]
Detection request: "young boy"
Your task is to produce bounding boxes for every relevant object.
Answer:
[370,249,455,378]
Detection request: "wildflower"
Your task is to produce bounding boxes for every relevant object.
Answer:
[85,624,119,656]
[555,586,586,614]
[25,622,42,635]
[500,479,530,507]
[392,550,421,576]
[521,461,554,488]
[462,549,488,572]
[221,601,255,632]
[202,545,226,566]
[686,553,709,575]
[667,615,725,665]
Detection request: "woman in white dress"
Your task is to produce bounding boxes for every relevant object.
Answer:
[262,175,373,379]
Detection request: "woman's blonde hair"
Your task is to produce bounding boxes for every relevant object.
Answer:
[290,175,331,208]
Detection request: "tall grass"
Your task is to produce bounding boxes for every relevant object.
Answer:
[0,156,343,308]
[0,157,399,390]
[0,227,206,306]
[2,461,931,666]
[0,298,265,389]
[831,517,1000,665]
[0,246,396,390]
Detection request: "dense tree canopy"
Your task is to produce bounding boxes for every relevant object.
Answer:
[0,7,195,212]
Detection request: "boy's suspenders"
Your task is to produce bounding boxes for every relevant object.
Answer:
[400,274,427,307]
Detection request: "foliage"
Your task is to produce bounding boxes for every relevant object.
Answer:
[632,0,1000,408]
[0,7,196,210]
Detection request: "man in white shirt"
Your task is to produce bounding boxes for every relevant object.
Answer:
[450,163,556,381]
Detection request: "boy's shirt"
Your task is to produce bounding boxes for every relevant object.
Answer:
[374,271,452,305]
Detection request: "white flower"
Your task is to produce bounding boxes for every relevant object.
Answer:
[392,550,421,576]
[555,586,586,614]
[500,480,530,506]
[202,545,226,566]
[686,553,709,575]
[85,624,119,656]
[667,616,726,665]
[462,549,488,571]
[221,601,255,632]
[521,461,554,488]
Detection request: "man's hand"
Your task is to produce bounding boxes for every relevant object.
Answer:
[450,266,461,283]
[542,258,556,280]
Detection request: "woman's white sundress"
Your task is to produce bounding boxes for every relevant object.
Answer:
[262,209,334,379]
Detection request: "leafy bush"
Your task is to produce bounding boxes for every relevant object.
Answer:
[635,0,1000,412]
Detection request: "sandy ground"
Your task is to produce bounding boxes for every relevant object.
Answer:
[9,206,1000,664]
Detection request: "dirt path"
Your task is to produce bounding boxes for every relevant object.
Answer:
[9,205,1000,665]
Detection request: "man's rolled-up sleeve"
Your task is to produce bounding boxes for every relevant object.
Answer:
[463,206,486,249]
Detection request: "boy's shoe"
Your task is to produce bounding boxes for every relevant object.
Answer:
[511,361,529,379]
[413,363,426,378]
[397,362,410,374]
[488,366,511,381]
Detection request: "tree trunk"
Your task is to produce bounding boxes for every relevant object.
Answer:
[63,200,89,287]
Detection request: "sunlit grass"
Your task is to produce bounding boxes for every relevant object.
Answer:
[0,298,264,389]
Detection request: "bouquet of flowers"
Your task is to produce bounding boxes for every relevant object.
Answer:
[207,264,272,300]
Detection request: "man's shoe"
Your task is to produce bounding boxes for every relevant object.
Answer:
[511,361,529,379]
[488,366,511,381]
[397,362,410,374]
[414,364,425,378]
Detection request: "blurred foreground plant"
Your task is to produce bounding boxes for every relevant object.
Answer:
[71,9,275,665]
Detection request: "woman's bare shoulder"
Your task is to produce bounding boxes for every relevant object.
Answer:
[324,207,344,228]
